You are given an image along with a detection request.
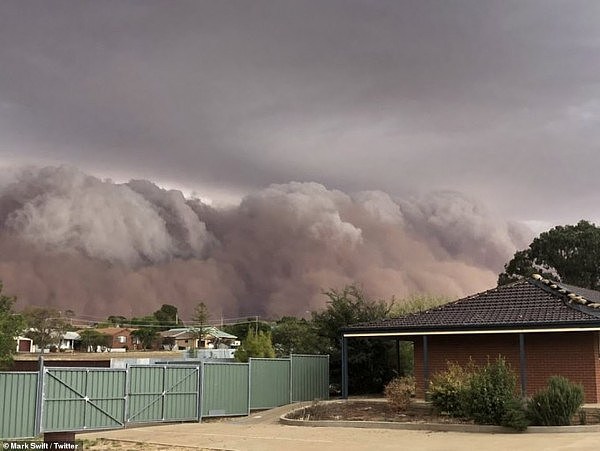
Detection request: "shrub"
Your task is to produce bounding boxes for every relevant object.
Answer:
[461,357,517,425]
[428,361,475,417]
[527,376,584,426]
[501,398,530,432]
[384,376,415,411]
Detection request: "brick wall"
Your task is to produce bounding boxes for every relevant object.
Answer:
[413,331,600,402]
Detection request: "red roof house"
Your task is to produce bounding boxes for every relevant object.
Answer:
[342,276,600,402]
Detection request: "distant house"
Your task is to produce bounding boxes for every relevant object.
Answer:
[19,330,81,353]
[92,327,138,351]
[342,276,600,402]
[58,331,81,352]
[160,326,238,351]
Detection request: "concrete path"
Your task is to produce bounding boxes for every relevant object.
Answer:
[79,405,600,451]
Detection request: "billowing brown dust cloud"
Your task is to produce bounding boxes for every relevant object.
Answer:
[0,166,530,320]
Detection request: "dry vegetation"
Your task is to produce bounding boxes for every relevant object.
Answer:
[82,438,215,450]
[286,400,600,426]
[287,400,471,424]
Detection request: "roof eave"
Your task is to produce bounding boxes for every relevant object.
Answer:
[342,321,600,337]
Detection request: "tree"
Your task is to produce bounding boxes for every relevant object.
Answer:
[129,315,158,327]
[107,315,128,326]
[234,329,275,362]
[223,319,272,342]
[131,328,158,350]
[271,316,320,357]
[78,329,110,352]
[498,220,600,289]
[23,306,69,352]
[191,301,210,348]
[153,304,179,330]
[0,283,24,369]
[312,284,394,394]
[388,294,449,317]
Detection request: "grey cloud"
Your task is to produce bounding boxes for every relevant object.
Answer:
[1,2,600,224]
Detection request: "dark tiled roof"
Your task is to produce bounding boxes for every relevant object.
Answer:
[344,279,600,333]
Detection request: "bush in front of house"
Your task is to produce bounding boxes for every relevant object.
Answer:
[461,357,517,426]
[500,397,530,431]
[384,376,415,411]
[429,357,532,431]
[427,361,475,417]
[527,376,584,426]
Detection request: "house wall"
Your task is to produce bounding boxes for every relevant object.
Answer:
[413,331,600,402]
[108,330,133,349]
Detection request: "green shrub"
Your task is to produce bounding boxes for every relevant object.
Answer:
[428,361,475,417]
[501,398,530,432]
[527,376,584,426]
[384,376,415,411]
[461,357,517,425]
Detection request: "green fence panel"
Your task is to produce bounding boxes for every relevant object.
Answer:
[127,366,163,423]
[0,372,38,439]
[249,358,291,410]
[126,365,199,424]
[163,366,200,421]
[201,362,249,417]
[291,354,329,402]
[42,368,126,432]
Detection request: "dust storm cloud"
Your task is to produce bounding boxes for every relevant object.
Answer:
[0,166,529,319]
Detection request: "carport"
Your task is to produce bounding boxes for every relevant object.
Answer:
[341,277,600,401]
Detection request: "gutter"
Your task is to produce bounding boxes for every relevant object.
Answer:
[343,325,600,338]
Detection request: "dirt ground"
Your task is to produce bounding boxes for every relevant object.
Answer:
[78,402,600,451]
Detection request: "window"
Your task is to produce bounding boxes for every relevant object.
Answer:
[117,335,127,344]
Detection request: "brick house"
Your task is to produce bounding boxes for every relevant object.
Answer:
[341,276,600,402]
[92,327,138,350]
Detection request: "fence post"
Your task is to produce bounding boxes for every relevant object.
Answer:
[287,358,292,404]
[196,364,202,422]
[198,362,205,423]
[34,356,44,436]
[247,360,252,416]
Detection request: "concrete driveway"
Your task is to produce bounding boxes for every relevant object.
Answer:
[79,405,600,451]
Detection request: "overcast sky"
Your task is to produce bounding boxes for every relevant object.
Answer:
[1,0,599,227]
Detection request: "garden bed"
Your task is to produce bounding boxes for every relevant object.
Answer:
[285,400,473,424]
[282,399,600,431]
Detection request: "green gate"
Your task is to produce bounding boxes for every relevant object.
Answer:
[249,358,291,409]
[0,372,38,439]
[126,365,199,423]
[42,368,126,432]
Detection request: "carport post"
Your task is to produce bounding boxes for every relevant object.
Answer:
[423,335,429,397]
[341,336,348,399]
[519,333,527,397]
[395,338,401,375]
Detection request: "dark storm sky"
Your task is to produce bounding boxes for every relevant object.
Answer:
[1,0,599,226]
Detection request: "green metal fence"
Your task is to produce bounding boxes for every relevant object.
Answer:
[0,372,38,439]
[291,354,329,402]
[249,358,291,410]
[42,368,126,433]
[126,365,200,424]
[1,354,328,439]
[201,362,249,417]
